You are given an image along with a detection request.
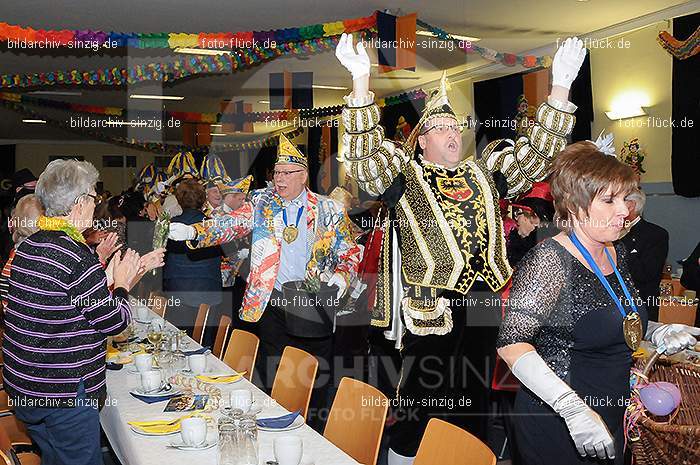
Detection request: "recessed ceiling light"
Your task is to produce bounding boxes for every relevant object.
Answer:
[174,47,230,56]
[129,94,184,101]
[312,85,348,91]
[416,30,480,42]
[22,119,47,123]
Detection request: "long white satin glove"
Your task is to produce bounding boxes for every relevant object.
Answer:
[327,273,348,299]
[512,351,615,460]
[646,321,700,354]
[168,223,196,241]
[551,37,587,90]
[335,33,371,80]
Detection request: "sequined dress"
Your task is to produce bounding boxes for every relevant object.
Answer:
[497,239,648,465]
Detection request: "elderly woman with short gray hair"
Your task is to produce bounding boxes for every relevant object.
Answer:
[3,159,164,465]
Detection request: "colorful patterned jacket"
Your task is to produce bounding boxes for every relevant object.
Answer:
[190,187,361,322]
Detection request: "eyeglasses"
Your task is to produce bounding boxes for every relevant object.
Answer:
[273,169,305,178]
[420,124,464,136]
[76,193,102,206]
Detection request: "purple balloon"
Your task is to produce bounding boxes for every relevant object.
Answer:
[640,382,681,416]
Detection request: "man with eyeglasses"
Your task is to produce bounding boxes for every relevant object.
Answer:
[335,34,586,464]
[168,134,361,428]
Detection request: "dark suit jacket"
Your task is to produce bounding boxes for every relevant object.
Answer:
[618,218,669,321]
[681,241,700,293]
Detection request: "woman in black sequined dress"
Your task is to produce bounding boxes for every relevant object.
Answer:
[497,142,699,465]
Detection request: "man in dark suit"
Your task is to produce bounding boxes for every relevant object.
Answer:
[618,189,669,321]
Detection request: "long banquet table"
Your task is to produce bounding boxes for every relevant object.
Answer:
[100,305,359,465]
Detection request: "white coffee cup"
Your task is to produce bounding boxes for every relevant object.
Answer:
[274,436,303,465]
[180,417,207,447]
[229,389,252,413]
[134,353,153,373]
[136,305,150,322]
[140,369,162,393]
[188,354,207,375]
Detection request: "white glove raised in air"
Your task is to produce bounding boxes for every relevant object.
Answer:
[327,273,348,299]
[511,351,615,460]
[551,37,587,90]
[237,248,250,260]
[168,223,196,241]
[647,321,700,354]
[335,33,371,80]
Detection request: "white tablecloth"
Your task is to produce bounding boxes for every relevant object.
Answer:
[100,307,359,465]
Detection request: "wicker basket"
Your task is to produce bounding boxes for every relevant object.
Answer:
[630,352,700,464]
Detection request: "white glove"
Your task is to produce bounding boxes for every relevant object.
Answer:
[168,223,196,241]
[335,33,371,80]
[327,273,348,299]
[237,248,250,260]
[512,351,615,460]
[551,37,587,90]
[646,321,700,355]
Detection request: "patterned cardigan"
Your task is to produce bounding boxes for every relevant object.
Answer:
[190,187,361,322]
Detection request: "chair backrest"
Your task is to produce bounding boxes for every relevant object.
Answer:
[212,315,232,358]
[414,418,496,465]
[148,292,168,319]
[323,377,388,465]
[0,422,13,465]
[222,329,259,381]
[191,304,210,345]
[271,346,318,418]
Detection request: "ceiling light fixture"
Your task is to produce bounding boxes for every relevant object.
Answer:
[416,30,480,42]
[312,85,348,90]
[210,133,228,136]
[210,124,223,128]
[129,94,184,101]
[22,119,47,124]
[258,100,270,104]
[174,47,230,56]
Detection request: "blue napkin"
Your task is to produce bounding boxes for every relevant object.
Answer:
[130,386,180,404]
[184,347,211,356]
[256,410,301,429]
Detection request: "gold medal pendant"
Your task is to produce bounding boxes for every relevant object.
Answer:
[283,225,299,243]
[623,312,643,351]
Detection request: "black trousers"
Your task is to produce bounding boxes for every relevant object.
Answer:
[389,284,500,456]
[255,290,333,432]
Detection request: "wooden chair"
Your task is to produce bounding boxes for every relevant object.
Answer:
[414,418,496,465]
[0,414,38,465]
[191,304,210,345]
[324,377,388,465]
[148,292,168,319]
[222,329,259,381]
[271,346,318,418]
[212,315,232,359]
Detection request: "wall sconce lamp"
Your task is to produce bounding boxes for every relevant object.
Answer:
[605,107,647,120]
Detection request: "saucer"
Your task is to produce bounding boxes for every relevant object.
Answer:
[167,439,217,451]
[129,425,179,437]
[130,384,180,397]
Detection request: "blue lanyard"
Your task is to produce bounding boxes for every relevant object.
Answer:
[283,205,304,228]
[569,232,639,318]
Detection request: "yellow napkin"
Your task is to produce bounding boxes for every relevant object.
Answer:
[128,420,181,435]
[195,371,246,384]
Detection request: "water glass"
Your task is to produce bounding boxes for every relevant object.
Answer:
[217,423,238,465]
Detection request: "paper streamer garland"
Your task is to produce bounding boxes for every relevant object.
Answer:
[0,14,376,50]
[0,88,426,124]
[0,96,304,154]
[657,26,700,60]
[416,19,552,68]
[0,35,347,89]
